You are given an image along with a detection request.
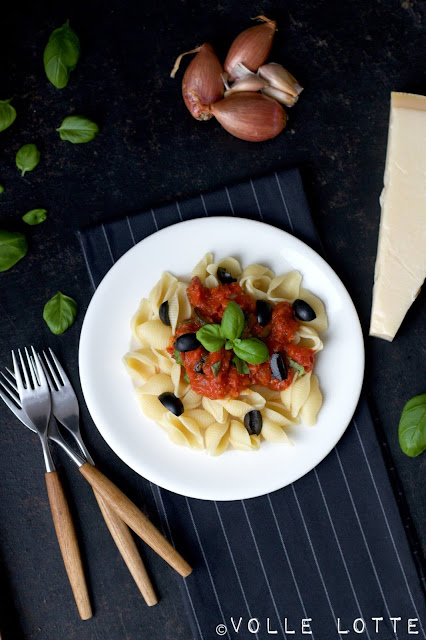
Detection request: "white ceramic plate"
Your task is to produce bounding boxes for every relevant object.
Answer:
[79,217,364,501]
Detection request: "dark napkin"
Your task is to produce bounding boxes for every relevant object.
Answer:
[78,169,425,640]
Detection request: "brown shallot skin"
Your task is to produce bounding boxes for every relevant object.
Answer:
[210,92,287,142]
[224,16,277,80]
[182,44,224,120]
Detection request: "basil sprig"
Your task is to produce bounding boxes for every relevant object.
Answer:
[43,291,77,335]
[196,301,269,366]
[57,115,99,143]
[44,20,80,89]
[0,99,17,133]
[22,208,47,226]
[16,144,40,176]
[0,230,28,272]
[398,393,426,457]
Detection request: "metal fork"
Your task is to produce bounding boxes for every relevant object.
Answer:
[9,348,92,620]
[2,350,192,578]
[40,348,158,606]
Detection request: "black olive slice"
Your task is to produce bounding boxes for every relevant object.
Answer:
[256,299,272,326]
[244,410,263,435]
[158,392,184,416]
[195,308,210,325]
[159,300,171,326]
[217,267,237,284]
[270,352,288,381]
[194,356,206,373]
[175,333,201,352]
[292,299,316,322]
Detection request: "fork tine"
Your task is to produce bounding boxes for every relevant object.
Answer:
[12,350,25,395]
[30,355,41,386]
[1,369,17,390]
[47,348,70,386]
[31,347,49,391]
[0,384,22,413]
[42,350,61,390]
[25,347,38,388]
[0,378,21,407]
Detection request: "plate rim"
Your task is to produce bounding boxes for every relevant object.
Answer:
[79,216,365,501]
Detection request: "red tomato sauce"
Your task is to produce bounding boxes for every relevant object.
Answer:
[169,278,316,400]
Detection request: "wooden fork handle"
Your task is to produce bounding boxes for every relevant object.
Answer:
[79,463,192,578]
[45,471,92,620]
[93,490,158,606]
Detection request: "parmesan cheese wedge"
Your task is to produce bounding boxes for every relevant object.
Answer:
[370,92,426,341]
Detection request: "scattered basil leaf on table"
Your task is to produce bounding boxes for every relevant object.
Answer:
[57,115,99,143]
[211,361,221,377]
[196,323,226,352]
[16,144,40,176]
[221,300,245,341]
[233,337,269,365]
[43,20,80,89]
[0,185,4,194]
[398,393,426,457]
[288,357,305,377]
[43,291,77,335]
[232,356,250,375]
[0,230,28,272]
[0,99,17,133]
[22,208,47,225]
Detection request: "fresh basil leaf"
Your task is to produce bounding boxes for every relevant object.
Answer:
[398,393,426,457]
[0,99,16,133]
[43,291,77,335]
[183,371,190,384]
[22,208,47,226]
[232,356,250,375]
[43,20,80,89]
[0,185,4,194]
[16,144,40,176]
[221,300,245,341]
[0,230,28,272]
[196,324,225,352]
[211,361,221,377]
[174,349,184,365]
[233,337,269,365]
[57,115,99,143]
[225,340,234,350]
[288,357,305,377]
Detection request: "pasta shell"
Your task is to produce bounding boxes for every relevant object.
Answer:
[182,387,203,410]
[185,409,216,429]
[262,401,295,426]
[300,374,322,426]
[123,350,157,384]
[281,371,312,418]
[229,420,260,451]
[131,298,153,342]
[149,272,178,316]
[168,282,192,334]
[137,393,168,422]
[192,253,214,283]
[206,257,242,280]
[205,421,230,455]
[298,288,328,333]
[267,271,302,302]
[261,418,292,443]
[294,325,323,352]
[171,362,189,397]
[217,390,265,417]
[161,413,204,449]
[137,319,172,349]
[151,347,174,374]
[138,373,174,396]
[202,397,228,423]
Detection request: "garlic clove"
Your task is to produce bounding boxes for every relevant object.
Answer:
[224,73,268,97]
[224,16,277,80]
[258,63,303,98]
[177,43,224,120]
[210,91,287,142]
[262,86,299,107]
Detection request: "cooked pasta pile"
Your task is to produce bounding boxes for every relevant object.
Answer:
[124,254,327,455]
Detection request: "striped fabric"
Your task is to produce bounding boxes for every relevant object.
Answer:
[78,169,425,640]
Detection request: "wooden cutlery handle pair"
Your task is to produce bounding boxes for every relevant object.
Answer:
[45,464,192,619]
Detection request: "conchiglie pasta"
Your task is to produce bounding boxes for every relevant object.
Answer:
[205,421,230,455]
[229,420,260,451]
[298,288,328,333]
[136,319,172,349]
[125,254,327,455]
[300,375,323,426]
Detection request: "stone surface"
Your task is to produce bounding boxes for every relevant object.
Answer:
[0,1,425,638]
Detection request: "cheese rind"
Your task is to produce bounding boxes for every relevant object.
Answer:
[370,92,426,341]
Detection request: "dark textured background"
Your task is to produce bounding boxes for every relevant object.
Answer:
[0,1,425,638]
